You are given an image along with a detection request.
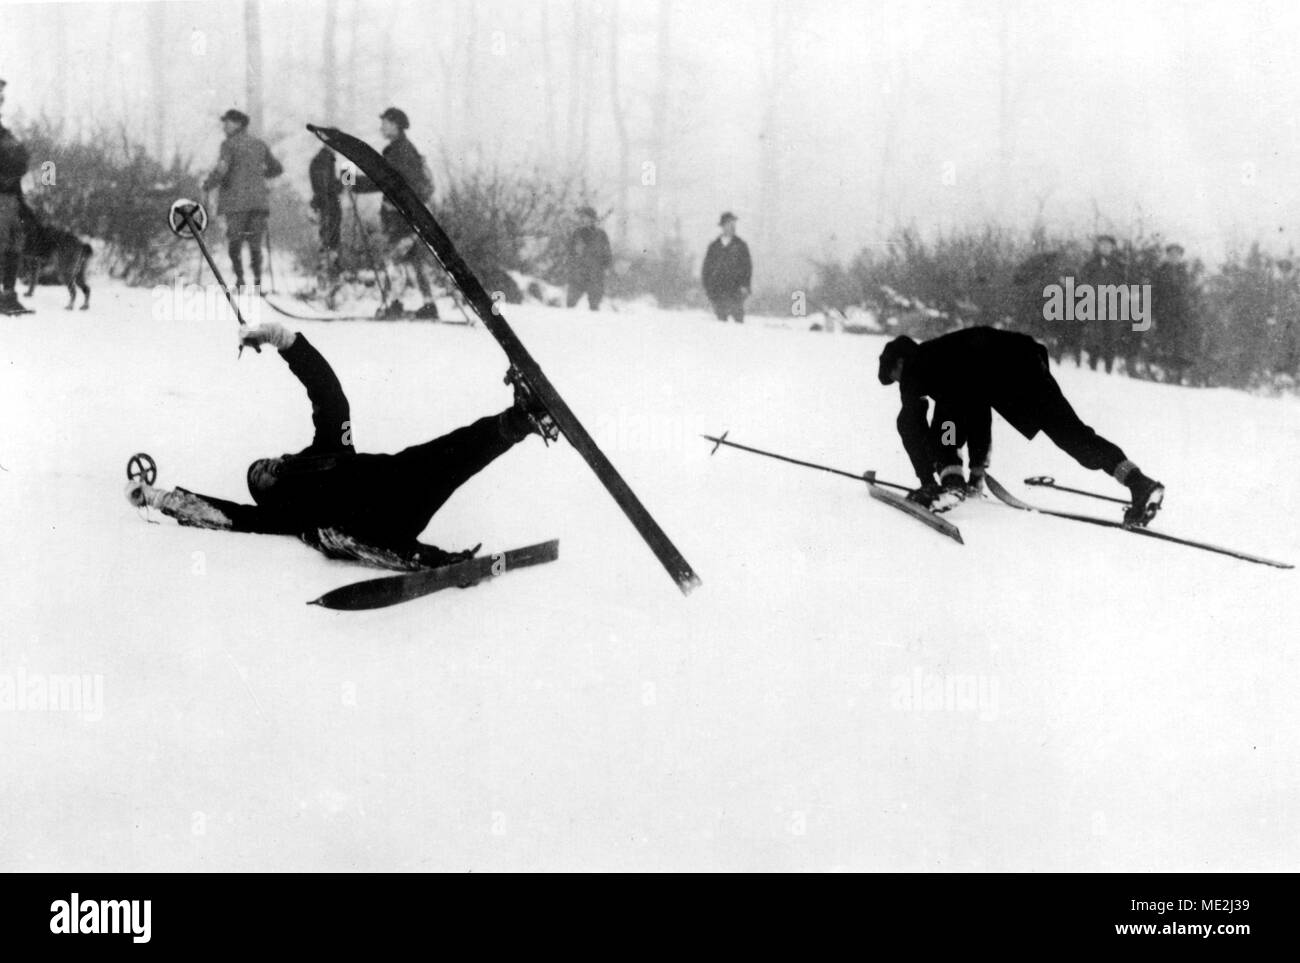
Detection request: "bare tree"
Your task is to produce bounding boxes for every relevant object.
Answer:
[646,0,673,238]
[323,0,339,123]
[540,2,558,151]
[608,0,631,245]
[245,0,264,133]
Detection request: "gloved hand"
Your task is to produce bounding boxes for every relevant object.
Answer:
[239,322,296,352]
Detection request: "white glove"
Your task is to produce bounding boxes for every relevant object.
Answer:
[239,322,296,351]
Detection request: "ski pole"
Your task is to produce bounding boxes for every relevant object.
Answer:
[702,431,913,493]
[167,199,259,356]
[1024,475,1129,506]
[264,221,278,294]
[348,189,388,303]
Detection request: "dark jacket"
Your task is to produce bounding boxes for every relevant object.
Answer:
[702,236,752,300]
[308,146,341,212]
[568,225,612,280]
[894,326,1053,481]
[353,133,432,238]
[202,129,283,214]
[0,123,29,196]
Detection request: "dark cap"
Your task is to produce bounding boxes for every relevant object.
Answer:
[380,107,410,130]
[719,211,738,226]
[877,335,918,385]
[220,109,250,127]
[1095,233,1117,245]
[576,205,598,218]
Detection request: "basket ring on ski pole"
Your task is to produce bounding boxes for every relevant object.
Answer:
[127,452,157,486]
[167,198,208,238]
[1024,476,1055,487]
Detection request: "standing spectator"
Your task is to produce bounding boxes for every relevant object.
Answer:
[0,78,31,315]
[566,206,612,310]
[1152,243,1197,384]
[202,109,282,291]
[702,211,752,323]
[308,146,342,288]
[1078,234,1124,372]
[350,106,439,320]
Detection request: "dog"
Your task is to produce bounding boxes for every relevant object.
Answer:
[21,214,91,310]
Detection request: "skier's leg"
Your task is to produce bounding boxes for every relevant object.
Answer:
[929,400,966,484]
[376,408,536,540]
[1035,375,1129,475]
[567,284,583,308]
[710,298,727,321]
[247,212,267,286]
[589,277,604,310]
[225,213,248,286]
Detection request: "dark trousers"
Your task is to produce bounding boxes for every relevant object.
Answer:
[567,276,605,310]
[368,409,525,541]
[224,210,268,285]
[933,369,1127,477]
[710,292,745,322]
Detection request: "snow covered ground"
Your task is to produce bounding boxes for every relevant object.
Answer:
[2,278,1298,872]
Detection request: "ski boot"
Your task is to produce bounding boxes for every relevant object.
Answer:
[0,290,32,315]
[504,366,559,443]
[412,301,440,320]
[375,299,407,320]
[1123,473,1165,528]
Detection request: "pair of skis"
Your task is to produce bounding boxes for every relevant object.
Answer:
[703,433,1293,569]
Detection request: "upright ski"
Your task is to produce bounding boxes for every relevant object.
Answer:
[984,474,1292,569]
[309,539,560,610]
[310,124,700,595]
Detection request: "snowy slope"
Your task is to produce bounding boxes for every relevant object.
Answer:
[1,280,1297,872]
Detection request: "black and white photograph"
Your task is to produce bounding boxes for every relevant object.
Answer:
[0,0,1294,915]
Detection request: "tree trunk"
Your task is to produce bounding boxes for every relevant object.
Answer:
[608,0,630,246]
[323,0,338,123]
[647,0,673,238]
[244,0,264,134]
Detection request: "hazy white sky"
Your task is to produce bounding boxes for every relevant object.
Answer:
[3,0,1300,282]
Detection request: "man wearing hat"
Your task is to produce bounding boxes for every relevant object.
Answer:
[702,211,752,323]
[0,77,32,315]
[202,109,283,291]
[1077,233,1125,373]
[566,205,612,310]
[350,107,439,319]
[877,326,1165,526]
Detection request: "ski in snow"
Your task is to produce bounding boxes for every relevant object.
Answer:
[310,124,700,596]
[984,474,1292,569]
[867,482,965,544]
[309,539,560,610]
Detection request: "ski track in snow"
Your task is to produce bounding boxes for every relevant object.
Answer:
[1,281,1297,871]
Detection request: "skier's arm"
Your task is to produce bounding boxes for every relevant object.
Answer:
[264,147,284,179]
[202,141,231,192]
[739,242,753,292]
[241,324,354,454]
[896,390,936,485]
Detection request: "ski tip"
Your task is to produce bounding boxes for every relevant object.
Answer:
[677,573,704,596]
[306,597,325,607]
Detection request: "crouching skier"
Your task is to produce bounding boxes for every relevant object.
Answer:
[876,326,1165,526]
[126,321,557,570]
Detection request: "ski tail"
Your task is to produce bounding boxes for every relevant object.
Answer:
[986,473,1292,570]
